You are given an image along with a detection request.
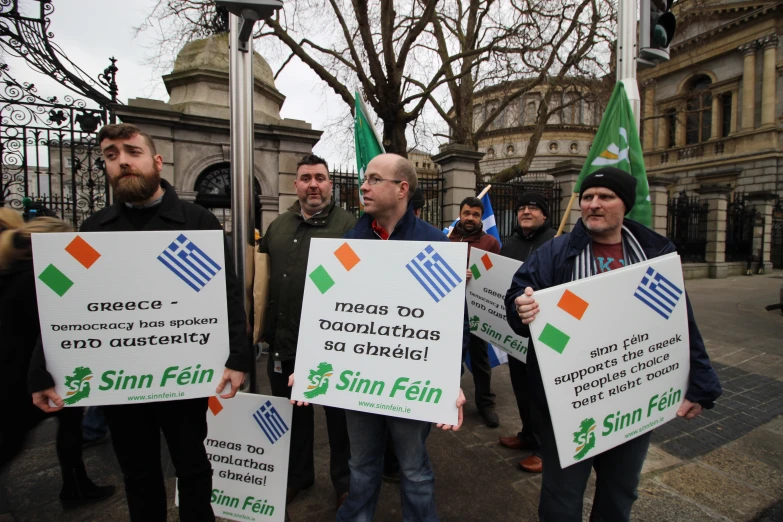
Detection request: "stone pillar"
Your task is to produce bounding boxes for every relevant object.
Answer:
[548,161,583,232]
[432,144,483,229]
[730,90,739,134]
[761,35,778,127]
[643,81,655,151]
[657,111,669,151]
[696,186,731,278]
[271,139,312,231]
[648,177,670,236]
[740,43,757,130]
[710,94,721,140]
[745,192,777,267]
[674,107,685,147]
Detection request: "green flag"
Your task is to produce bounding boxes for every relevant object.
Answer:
[574,82,651,227]
[354,92,385,207]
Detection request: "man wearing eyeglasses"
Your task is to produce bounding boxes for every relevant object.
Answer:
[497,192,555,474]
[334,153,467,522]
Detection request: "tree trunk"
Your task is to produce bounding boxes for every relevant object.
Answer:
[382,118,409,157]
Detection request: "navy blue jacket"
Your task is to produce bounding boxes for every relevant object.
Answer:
[505,218,722,409]
[345,206,471,362]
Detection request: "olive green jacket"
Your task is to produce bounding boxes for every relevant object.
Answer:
[258,198,357,362]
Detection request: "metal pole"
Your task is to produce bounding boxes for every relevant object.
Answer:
[617,0,641,129]
[229,13,256,392]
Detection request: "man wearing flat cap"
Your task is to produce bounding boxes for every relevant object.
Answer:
[504,166,722,521]
[497,192,555,474]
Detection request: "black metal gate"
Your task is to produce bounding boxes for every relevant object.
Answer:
[772,199,783,269]
[725,192,757,262]
[475,179,561,245]
[667,191,708,263]
[0,70,111,227]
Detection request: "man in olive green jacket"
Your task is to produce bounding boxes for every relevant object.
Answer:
[258,154,357,508]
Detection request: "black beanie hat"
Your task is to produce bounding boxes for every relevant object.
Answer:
[411,187,425,211]
[579,167,637,214]
[515,192,549,218]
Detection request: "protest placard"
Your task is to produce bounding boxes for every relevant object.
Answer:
[527,254,690,468]
[32,230,230,406]
[466,248,527,363]
[176,393,291,522]
[291,239,467,426]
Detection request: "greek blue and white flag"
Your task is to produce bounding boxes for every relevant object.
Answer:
[157,234,222,292]
[406,245,463,303]
[634,267,683,320]
[253,400,290,445]
[442,193,502,247]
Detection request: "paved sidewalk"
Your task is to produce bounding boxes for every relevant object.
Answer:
[3,272,783,521]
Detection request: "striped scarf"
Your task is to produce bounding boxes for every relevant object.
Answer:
[572,225,647,280]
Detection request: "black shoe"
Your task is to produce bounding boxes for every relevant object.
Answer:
[59,465,115,510]
[480,408,500,428]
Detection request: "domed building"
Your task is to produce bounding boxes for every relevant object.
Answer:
[113,33,321,231]
[471,82,605,178]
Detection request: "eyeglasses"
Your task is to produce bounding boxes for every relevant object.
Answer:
[364,176,403,186]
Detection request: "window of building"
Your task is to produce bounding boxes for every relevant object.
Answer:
[685,75,712,145]
[721,94,732,138]
[526,101,537,124]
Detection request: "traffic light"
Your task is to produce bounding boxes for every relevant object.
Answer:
[639,0,676,67]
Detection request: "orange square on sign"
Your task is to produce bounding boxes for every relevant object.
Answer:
[208,396,223,416]
[65,236,101,269]
[334,242,361,271]
[557,289,589,320]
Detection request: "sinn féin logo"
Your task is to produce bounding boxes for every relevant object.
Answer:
[63,366,93,405]
[469,315,480,332]
[573,417,597,461]
[303,362,334,400]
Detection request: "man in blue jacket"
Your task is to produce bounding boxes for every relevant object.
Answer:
[336,153,467,522]
[504,167,722,522]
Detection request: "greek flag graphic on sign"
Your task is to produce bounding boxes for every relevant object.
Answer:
[157,234,222,292]
[406,245,462,303]
[253,400,290,445]
[634,267,683,320]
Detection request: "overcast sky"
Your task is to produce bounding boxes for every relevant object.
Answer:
[4,0,351,166]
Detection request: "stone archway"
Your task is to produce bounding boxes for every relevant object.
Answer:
[194,162,261,229]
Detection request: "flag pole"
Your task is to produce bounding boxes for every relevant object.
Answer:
[447,184,492,238]
[555,192,577,237]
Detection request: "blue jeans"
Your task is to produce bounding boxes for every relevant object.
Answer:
[82,406,108,441]
[538,414,652,522]
[337,411,438,522]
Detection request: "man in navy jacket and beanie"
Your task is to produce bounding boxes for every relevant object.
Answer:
[334,153,467,522]
[504,167,721,522]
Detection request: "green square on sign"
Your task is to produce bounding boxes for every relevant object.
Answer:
[38,264,74,297]
[538,323,570,354]
[469,264,481,280]
[309,265,335,294]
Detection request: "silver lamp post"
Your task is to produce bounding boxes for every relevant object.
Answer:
[217,0,282,391]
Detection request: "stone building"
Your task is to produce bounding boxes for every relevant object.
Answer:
[472,82,604,176]
[638,0,783,277]
[112,34,320,232]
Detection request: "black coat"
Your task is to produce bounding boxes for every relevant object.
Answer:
[500,224,556,263]
[0,260,40,402]
[28,179,251,393]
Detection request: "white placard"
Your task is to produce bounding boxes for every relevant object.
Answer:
[466,248,528,363]
[32,231,230,406]
[527,254,690,468]
[176,393,291,522]
[291,239,467,426]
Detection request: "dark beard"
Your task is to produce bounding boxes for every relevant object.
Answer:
[111,167,161,203]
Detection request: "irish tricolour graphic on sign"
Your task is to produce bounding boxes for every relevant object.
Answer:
[308,243,362,294]
[37,235,101,297]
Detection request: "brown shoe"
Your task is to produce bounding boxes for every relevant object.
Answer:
[336,491,349,510]
[499,436,536,451]
[519,455,543,473]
